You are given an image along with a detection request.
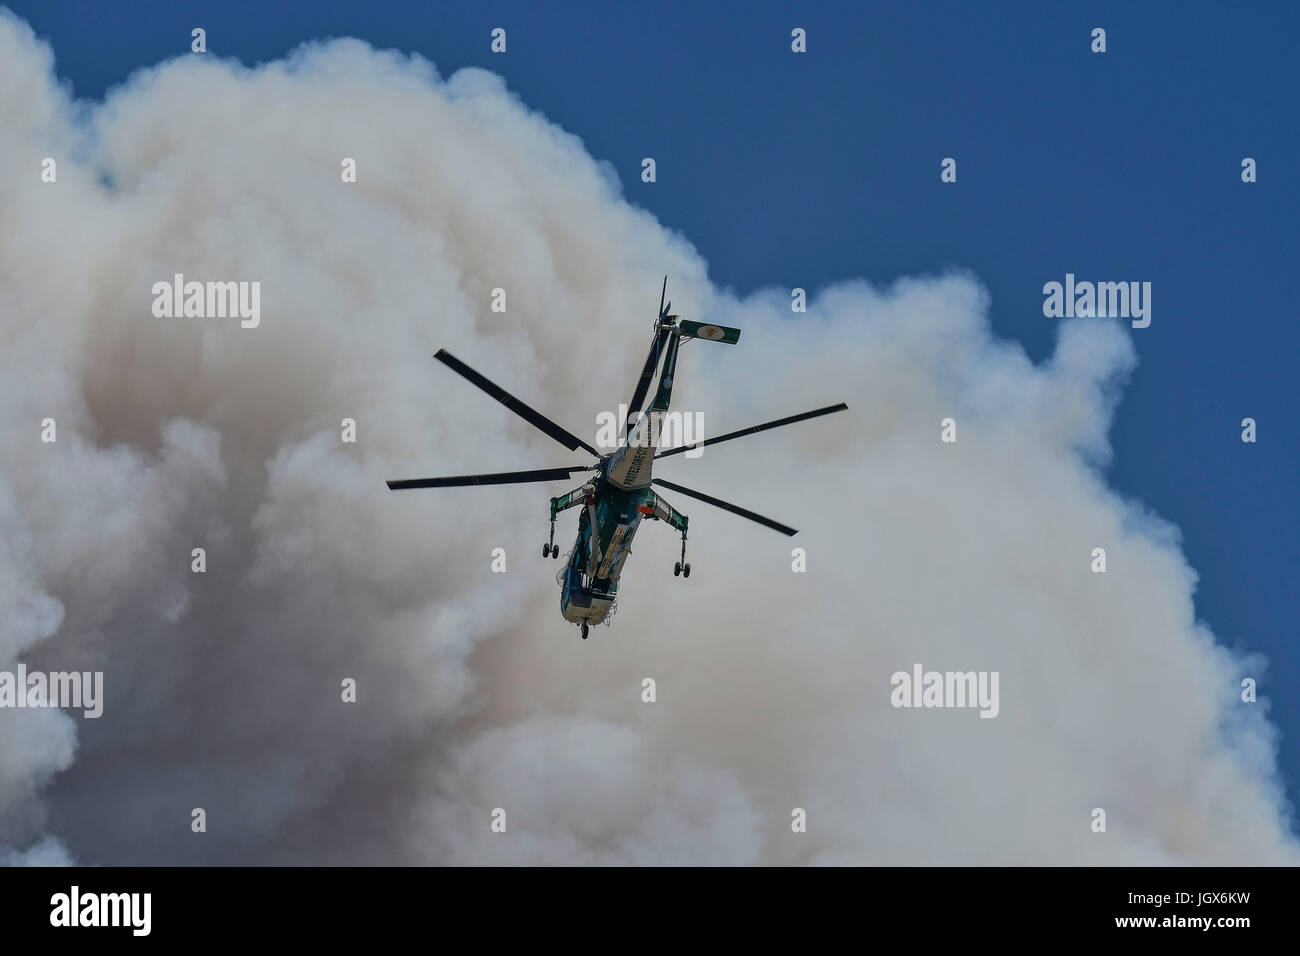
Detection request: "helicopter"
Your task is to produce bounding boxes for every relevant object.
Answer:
[387,279,848,639]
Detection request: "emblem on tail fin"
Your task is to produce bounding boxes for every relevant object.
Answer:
[679,319,741,344]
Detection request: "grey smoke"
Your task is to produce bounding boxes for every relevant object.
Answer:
[0,12,1293,865]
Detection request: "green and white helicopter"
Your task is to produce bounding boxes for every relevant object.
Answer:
[387,280,848,638]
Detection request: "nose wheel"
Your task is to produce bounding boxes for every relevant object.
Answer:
[581,623,589,640]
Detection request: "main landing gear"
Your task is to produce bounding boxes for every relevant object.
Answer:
[542,516,559,558]
[673,531,691,578]
[581,623,589,640]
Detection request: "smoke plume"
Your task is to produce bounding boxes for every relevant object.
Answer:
[0,12,1293,864]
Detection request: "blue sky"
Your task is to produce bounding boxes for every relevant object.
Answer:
[11,0,1298,823]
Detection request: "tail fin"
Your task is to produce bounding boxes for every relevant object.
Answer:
[679,320,741,344]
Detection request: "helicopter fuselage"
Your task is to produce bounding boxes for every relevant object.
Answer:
[558,481,647,626]
[556,328,688,627]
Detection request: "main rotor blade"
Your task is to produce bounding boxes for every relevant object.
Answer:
[626,327,669,427]
[434,349,600,457]
[652,478,797,536]
[655,402,848,460]
[388,466,594,490]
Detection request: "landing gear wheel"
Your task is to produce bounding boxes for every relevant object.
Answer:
[674,562,681,577]
[683,563,691,578]
[552,547,559,559]
[581,623,589,640]
[542,543,551,558]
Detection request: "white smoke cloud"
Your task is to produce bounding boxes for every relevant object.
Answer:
[0,10,1293,865]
